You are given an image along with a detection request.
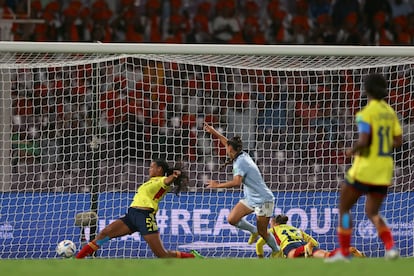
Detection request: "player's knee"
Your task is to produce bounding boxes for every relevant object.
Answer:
[366,210,379,220]
[227,217,238,226]
[258,228,267,238]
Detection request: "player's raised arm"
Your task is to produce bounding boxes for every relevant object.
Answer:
[204,123,228,147]
[164,170,181,186]
[206,175,242,189]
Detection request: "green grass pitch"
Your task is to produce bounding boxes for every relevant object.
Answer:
[1,258,413,276]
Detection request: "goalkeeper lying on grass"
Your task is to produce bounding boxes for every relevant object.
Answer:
[256,214,365,259]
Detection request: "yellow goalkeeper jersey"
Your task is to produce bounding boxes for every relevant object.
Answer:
[256,224,318,257]
[130,176,169,213]
[347,99,402,186]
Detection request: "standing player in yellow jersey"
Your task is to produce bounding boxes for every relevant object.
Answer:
[255,214,364,259]
[76,159,203,259]
[327,73,403,261]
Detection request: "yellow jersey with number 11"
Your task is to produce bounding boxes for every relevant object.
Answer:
[347,100,402,186]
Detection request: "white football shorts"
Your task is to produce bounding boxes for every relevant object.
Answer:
[239,199,274,217]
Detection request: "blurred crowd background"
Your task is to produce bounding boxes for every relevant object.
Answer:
[2,0,414,45]
[5,0,414,193]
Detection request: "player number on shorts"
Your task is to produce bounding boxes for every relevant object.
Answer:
[146,213,158,232]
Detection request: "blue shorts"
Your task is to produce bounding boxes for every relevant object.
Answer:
[120,207,159,236]
[344,178,388,197]
[283,241,319,257]
[283,241,306,257]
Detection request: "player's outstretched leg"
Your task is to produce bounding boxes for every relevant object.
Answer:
[190,250,205,259]
[172,250,198,258]
[145,232,204,258]
[76,219,131,259]
[234,218,258,244]
[76,239,104,259]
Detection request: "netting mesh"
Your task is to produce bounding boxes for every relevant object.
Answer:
[0,51,413,258]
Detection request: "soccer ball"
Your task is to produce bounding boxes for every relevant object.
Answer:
[56,240,76,258]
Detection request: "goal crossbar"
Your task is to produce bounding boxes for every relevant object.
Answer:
[0,42,414,57]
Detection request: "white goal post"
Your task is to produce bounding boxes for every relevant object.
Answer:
[0,42,413,259]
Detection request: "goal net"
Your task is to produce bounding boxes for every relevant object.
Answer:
[0,43,413,259]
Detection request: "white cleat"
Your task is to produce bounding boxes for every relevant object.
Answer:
[384,248,399,260]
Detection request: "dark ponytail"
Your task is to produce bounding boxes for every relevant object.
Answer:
[153,159,188,195]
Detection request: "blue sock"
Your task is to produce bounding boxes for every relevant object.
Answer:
[265,233,280,252]
[96,236,110,247]
[235,218,257,234]
[342,213,351,229]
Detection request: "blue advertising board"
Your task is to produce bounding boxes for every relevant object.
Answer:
[0,192,413,258]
